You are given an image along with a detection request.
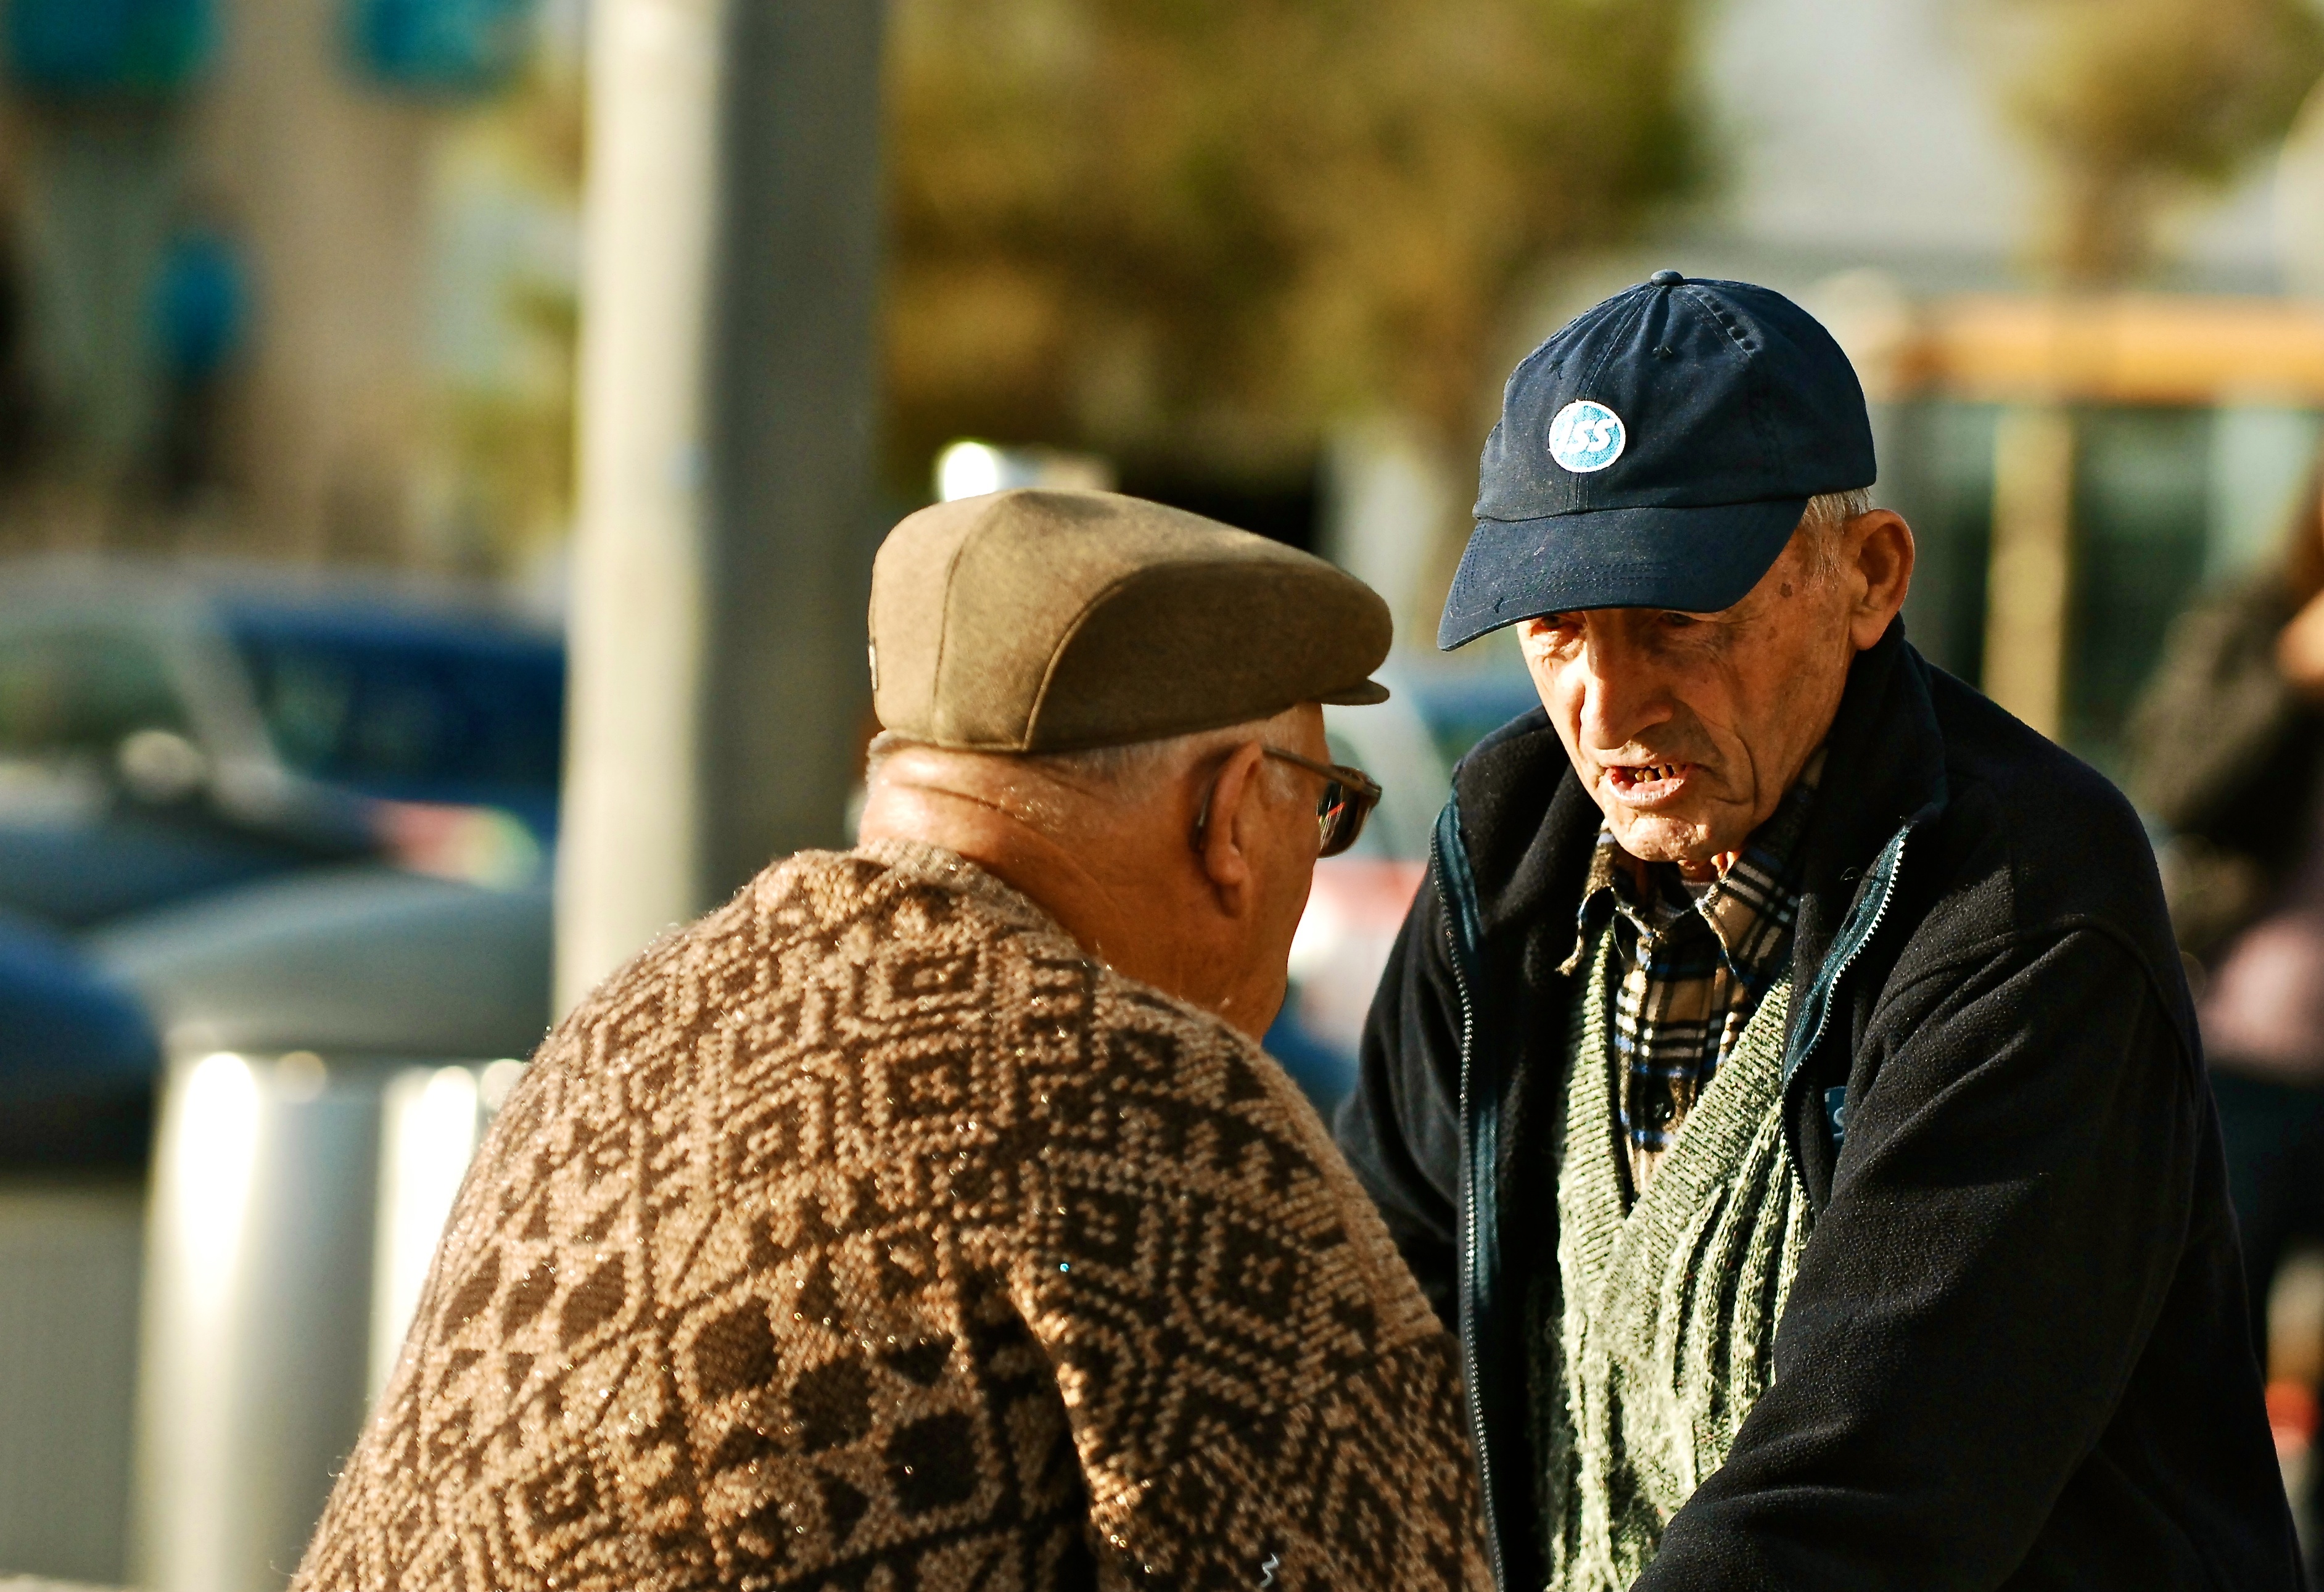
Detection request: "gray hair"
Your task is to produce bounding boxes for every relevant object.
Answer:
[1023,736,1187,790]
[1800,487,1876,580]
[864,728,1195,791]
[864,717,1303,828]
[1805,487,1874,529]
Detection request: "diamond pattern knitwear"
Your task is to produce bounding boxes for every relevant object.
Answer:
[294,840,1485,1592]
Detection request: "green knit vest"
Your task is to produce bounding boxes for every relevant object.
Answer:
[1535,925,1811,1592]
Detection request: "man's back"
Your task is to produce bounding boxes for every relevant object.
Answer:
[297,840,1480,1590]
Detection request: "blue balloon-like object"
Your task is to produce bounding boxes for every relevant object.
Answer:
[348,0,537,94]
[4,0,212,96]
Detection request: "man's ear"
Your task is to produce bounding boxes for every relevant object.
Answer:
[1193,740,1267,914]
[1845,509,1915,650]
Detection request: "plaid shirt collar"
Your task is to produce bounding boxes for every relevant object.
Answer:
[1559,749,1824,1195]
[1560,748,1824,982]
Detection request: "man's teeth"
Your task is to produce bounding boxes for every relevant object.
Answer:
[1625,764,1679,783]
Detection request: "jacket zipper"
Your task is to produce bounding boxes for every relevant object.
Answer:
[1779,823,1913,1192]
[1432,807,1509,1592]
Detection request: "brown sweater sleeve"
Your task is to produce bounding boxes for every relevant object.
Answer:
[1002,980,1486,1590]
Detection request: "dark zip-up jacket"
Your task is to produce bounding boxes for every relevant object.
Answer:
[1337,623,2299,1591]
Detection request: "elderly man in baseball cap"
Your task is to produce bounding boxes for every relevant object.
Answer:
[298,490,1485,1591]
[1338,272,2298,1591]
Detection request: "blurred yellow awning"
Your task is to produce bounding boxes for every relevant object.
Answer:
[1881,295,2324,406]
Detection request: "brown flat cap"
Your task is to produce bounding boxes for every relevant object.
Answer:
[870,489,1391,753]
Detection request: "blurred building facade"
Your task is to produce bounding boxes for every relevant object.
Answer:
[1512,0,2324,778]
[0,7,583,1582]
[0,0,581,577]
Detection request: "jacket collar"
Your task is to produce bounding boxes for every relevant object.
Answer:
[1785,621,1950,984]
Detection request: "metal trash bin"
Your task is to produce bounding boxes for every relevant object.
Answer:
[89,866,551,1592]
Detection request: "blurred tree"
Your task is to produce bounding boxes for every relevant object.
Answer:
[430,43,584,575]
[1972,0,2324,283]
[883,0,1696,487]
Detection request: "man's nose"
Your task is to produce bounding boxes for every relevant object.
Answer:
[1578,623,1675,750]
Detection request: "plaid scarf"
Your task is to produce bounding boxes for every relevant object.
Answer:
[1559,752,1822,1199]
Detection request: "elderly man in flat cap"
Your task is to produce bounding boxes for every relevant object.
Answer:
[1340,273,2296,1591]
[297,490,1485,1591]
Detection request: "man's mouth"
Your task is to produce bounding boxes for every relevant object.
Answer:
[1605,762,1695,804]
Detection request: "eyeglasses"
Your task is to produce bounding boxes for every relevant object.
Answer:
[1265,746,1382,857]
[1192,743,1382,859]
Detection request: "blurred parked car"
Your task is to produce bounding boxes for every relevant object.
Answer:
[1264,659,1541,1115]
[0,561,566,1584]
[1412,666,1545,771]
[0,558,563,931]
[0,907,159,1169]
[85,860,553,1592]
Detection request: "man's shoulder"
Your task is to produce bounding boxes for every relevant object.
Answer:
[549,838,1077,1063]
[493,840,1102,1235]
[523,823,1380,1214]
[1451,702,1562,827]
[309,843,1110,1588]
[1900,667,2186,1027]
[1921,669,2164,930]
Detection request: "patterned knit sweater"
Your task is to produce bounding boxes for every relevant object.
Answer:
[295,840,1484,1592]
[1535,925,1811,1591]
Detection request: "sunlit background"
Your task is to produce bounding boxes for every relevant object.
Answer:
[7,0,2324,1586]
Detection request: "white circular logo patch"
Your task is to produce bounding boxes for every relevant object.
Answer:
[1548,400,1626,473]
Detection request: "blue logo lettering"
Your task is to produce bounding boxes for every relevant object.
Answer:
[1549,400,1626,473]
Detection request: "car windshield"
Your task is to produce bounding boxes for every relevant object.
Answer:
[0,627,190,761]
[224,604,564,829]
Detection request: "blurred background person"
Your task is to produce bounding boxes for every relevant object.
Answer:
[2133,460,2324,1516]
[145,215,246,514]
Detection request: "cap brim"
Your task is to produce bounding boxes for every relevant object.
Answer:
[1319,678,1391,706]
[1436,497,1807,650]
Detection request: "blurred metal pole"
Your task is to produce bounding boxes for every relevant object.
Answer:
[699,0,889,901]
[1983,405,2077,740]
[558,0,724,1007]
[558,0,886,1010]
[131,1052,521,1592]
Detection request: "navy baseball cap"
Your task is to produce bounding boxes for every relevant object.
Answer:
[1438,270,1876,650]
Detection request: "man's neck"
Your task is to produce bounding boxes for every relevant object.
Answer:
[865,782,1105,933]
[859,775,1205,1001]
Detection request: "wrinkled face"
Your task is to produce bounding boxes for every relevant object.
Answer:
[1516,528,1857,865]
